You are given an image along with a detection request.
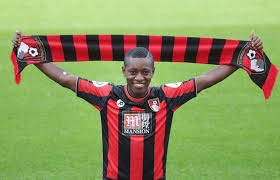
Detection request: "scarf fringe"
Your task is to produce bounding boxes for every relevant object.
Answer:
[262,64,278,99]
[10,49,21,84]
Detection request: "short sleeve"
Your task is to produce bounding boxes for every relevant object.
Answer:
[161,78,197,111]
[76,77,113,111]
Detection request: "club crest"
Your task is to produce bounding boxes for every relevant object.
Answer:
[148,98,160,112]
[238,43,266,74]
[17,36,42,62]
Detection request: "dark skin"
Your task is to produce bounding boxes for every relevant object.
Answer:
[122,57,155,98]
[12,31,263,98]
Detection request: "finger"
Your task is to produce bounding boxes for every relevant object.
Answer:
[13,30,24,47]
[15,30,23,42]
[254,41,263,49]
[12,37,19,44]
[252,36,263,49]
[249,31,256,48]
[253,37,261,45]
[12,37,21,47]
[16,30,24,37]
[12,40,19,47]
[252,37,262,50]
[249,31,255,41]
[12,36,18,43]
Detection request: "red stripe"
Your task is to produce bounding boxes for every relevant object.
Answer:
[153,101,167,179]
[47,35,65,62]
[10,50,21,84]
[149,35,162,62]
[130,107,144,180]
[78,79,112,111]
[219,39,239,64]
[130,137,144,180]
[124,35,137,54]
[73,34,89,61]
[262,64,279,99]
[196,38,213,64]
[172,36,187,62]
[78,79,112,96]
[99,35,113,61]
[106,99,120,179]
[162,80,195,98]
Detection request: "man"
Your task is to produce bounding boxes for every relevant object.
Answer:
[12,31,263,180]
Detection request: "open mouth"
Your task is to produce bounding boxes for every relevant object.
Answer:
[134,83,145,88]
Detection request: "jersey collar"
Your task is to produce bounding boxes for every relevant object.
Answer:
[124,86,151,102]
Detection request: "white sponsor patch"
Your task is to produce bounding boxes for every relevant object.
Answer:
[122,112,152,136]
[165,82,182,88]
[92,81,108,87]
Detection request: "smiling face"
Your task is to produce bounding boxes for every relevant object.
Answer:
[122,58,155,98]
[122,48,155,98]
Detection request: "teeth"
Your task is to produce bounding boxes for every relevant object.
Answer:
[134,84,144,88]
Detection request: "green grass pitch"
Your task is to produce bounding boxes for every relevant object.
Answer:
[0,0,279,179]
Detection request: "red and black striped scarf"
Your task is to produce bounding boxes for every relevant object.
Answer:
[10,34,278,99]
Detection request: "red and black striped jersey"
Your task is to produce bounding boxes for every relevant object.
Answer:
[76,78,197,180]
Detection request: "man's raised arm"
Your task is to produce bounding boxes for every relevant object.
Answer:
[12,31,78,92]
[195,32,263,93]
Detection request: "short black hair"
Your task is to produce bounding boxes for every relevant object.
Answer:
[124,47,154,67]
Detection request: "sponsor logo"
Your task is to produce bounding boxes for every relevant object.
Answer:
[237,43,265,74]
[116,99,125,108]
[122,112,152,136]
[165,82,182,88]
[148,98,160,112]
[92,81,109,87]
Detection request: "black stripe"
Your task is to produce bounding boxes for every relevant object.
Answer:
[208,38,226,65]
[162,108,173,179]
[161,36,174,62]
[184,37,200,63]
[111,35,124,61]
[37,36,52,62]
[60,35,76,61]
[136,35,149,50]
[101,107,109,178]
[86,35,101,60]
[232,41,248,65]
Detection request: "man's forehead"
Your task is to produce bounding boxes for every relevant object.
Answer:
[124,58,154,70]
[126,57,153,64]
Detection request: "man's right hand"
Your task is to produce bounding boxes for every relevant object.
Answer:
[12,30,78,92]
[12,30,24,47]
